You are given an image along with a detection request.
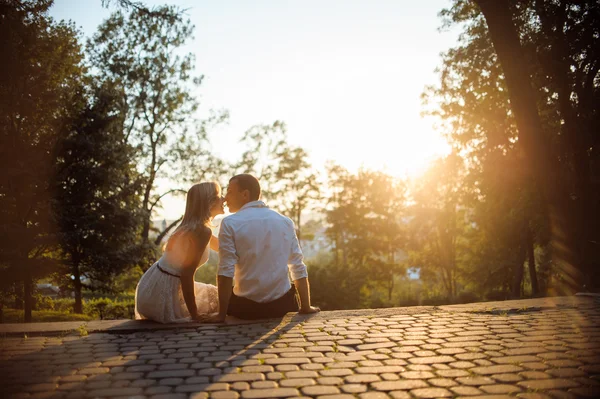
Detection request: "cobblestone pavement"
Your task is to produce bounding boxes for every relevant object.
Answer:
[1,297,599,399]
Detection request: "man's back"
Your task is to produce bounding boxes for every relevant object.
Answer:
[218,201,307,303]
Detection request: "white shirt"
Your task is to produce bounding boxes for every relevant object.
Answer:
[218,201,308,303]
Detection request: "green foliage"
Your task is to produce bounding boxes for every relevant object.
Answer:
[407,153,469,300]
[3,309,92,323]
[83,297,134,320]
[0,0,86,320]
[325,165,407,300]
[112,266,144,293]
[53,81,144,312]
[87,5,226,248]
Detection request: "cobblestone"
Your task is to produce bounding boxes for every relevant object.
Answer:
[1,296,599,399]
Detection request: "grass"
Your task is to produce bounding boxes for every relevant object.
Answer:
[2,309,93,323]
[77,324,89,336]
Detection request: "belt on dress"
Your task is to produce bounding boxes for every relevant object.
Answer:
[156,263,180,278]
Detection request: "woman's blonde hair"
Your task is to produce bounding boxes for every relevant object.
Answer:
[166,182,221,250]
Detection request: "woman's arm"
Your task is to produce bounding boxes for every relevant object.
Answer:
[209,235,219,252]
[180,227,212,320]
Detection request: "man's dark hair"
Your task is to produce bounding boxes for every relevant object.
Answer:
[230,174,261,201]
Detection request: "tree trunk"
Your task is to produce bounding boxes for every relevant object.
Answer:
[534,0,592,289]
[526,224,539,296]
[512,227,527,298]
[296,201,302,244]
[13,282,23,309]
[141,131,159,243]
[475,0,581,293]
[73,258,83,314]
[154,216,183,246]
[23,274,33,323]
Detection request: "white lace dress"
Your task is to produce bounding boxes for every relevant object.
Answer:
[134,237,218,323]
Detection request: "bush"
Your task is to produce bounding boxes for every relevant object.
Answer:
[54,298,77,313]
[84,297,135,320]
[485,290,509,301]
[421,296,449,306]
[3,309,92,323]
[455,291,480,304]
[34,297,76,313]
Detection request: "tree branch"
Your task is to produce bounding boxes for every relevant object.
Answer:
[149,188,186,213]
[154,216,183,246]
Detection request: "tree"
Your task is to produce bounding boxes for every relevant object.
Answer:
[0,0,84,321]
[407,153,468,300]
[324,165,407,304]
[235,121,289,202]
[53,82,142,313]
[472,0,593,292]
[425,0,599,295]
[273,147,320,242]
[235,121,320,240]
[87,6,225,254]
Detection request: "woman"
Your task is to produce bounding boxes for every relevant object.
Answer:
[135,182,224,323]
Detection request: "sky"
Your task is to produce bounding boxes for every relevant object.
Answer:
[50,0,458,220]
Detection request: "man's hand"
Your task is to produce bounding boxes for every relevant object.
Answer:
[196,312,226,323]
[299,305,320,314]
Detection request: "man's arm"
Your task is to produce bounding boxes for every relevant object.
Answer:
[216,275,233,320]
[288,220,319,314]
[212,219,237,322]
[294,277,319,314]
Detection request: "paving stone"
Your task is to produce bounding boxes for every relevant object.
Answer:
[410,387,453,398]
[344,374,381,384]
[436,369,470,378]
[455,376,496,386]
[380,373,399,381]
[264,357,310,365]
[568,386,600,398]
[341,383,368,393]
[240,388,300,398]
[278,378,316,387]
[371,380,429,391]
[517,394,554,399]
[517,379,580,390]
[210,392,239,399]
[2,297,600,399]
[354,366,405,374]
[492,373,522,382]
[147,370,195,378]
[479,384,522,394]
[319,368,354,377]
[471,365,523,375]
[218,373,265,382]
[388,392,411,399]
[174,382,229,392]
[300,385,340,395]
[427,378,458,387]
[451,385,484,395]
[358,393,392,399]
[401,371,435,379]
[409,356,455,365]
[520,371,552,379]
[317,377,344,385]
[145,386,172,395]
[85,387,143,397]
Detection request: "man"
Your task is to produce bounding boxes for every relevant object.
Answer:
[210,173,319,322]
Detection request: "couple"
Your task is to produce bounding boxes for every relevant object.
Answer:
[135,173,320,323]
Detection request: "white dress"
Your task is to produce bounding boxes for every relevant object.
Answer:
[134,236,218,323]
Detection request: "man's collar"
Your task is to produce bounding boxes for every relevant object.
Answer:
[239,200,268,212]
